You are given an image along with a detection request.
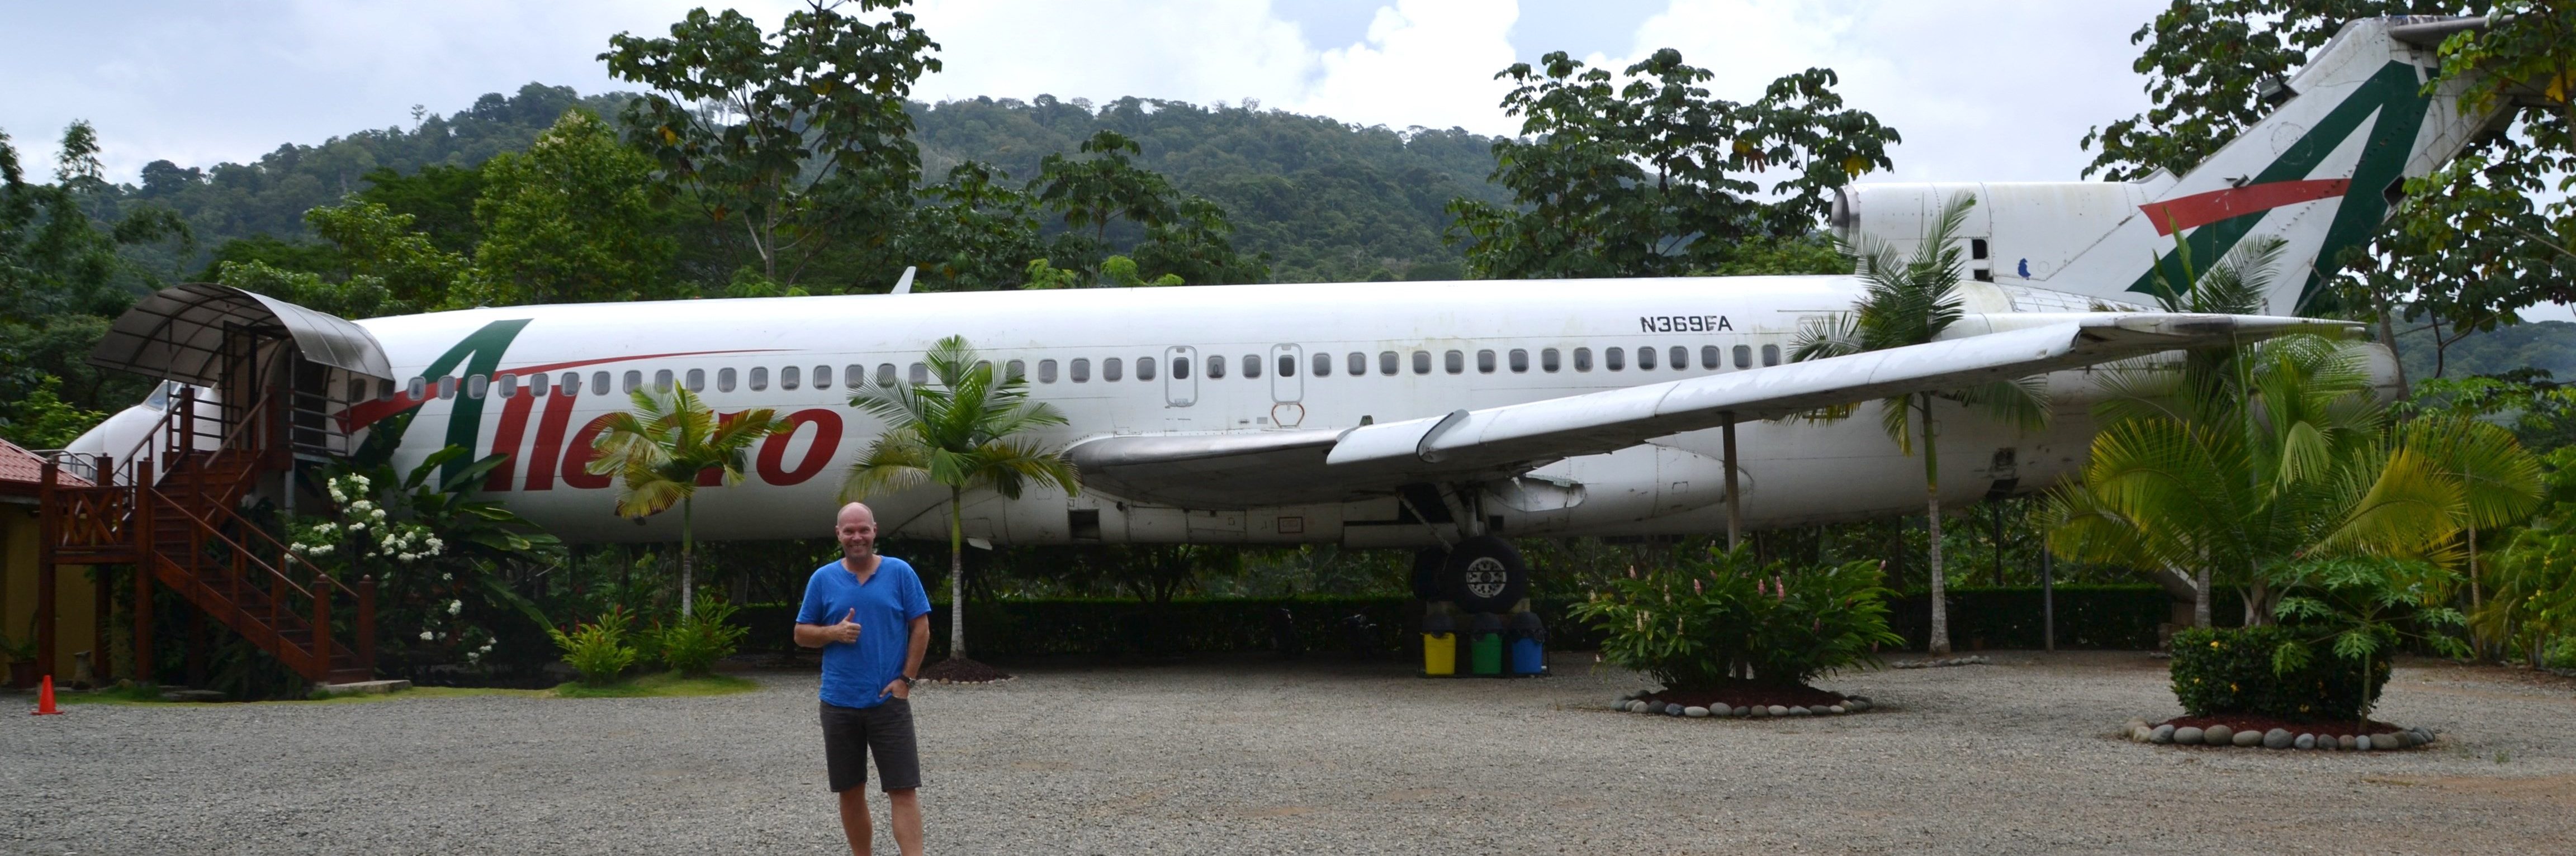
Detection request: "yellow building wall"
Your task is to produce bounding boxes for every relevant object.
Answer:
[1,505,102,682]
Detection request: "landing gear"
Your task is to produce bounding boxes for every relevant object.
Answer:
[1439,535,1530,614]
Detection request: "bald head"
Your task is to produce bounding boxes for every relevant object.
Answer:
[836,502,879,564]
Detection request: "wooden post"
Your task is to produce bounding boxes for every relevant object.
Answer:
[134,460,155,683]
[356,576,376,678]
[35,456,59,681]
[1722,413,1742,552]
[184,604,206,688]
[93,566,111,684]
[312,576,332,679]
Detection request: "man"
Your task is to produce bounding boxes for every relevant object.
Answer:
[795,502,932,856]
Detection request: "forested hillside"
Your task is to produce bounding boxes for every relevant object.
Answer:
[96,85,1507,287]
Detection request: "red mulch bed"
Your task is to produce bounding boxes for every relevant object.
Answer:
[2157,714,2404,739]
[1641,681,1849,711]
[918,657,1012,684]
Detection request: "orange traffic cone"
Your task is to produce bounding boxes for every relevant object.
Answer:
[31,674,63,715]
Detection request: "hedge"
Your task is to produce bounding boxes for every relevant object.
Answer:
[2169,625,2391,720]
[727,587,2211,658]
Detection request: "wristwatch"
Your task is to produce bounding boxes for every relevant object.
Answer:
[900,676,918,688]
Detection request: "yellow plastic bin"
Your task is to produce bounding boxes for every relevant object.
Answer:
[1420,611,1456,677]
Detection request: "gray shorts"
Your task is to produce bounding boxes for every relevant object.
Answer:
[821,698,921,793]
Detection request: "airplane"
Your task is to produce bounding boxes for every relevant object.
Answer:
[65,16,2500,610]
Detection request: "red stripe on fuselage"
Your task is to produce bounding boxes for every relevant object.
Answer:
[2141,179,2351,235]
[337,348,785,431]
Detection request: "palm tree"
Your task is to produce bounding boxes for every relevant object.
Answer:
[2043,335,2542,626]
[842,335,1080,669]
[1792,194,2049,655]
[588,386,789,619]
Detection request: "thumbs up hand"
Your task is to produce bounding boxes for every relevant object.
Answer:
[829,608,862,644]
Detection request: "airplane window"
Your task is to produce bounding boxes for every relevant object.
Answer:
[813,365,831,388]
[1412,351,1432,374]
[378,378,396,400]
[877,363,896,387]
[1444,350,1464,374]
[750,367,770,391]
[1280,354,1297,378]
[1242,354,1261,379]
[590,372,609,397]
[718,368,737,392]
[612,371,636,394]
[781,365,801,390]
[1006,359,1025,382]
[1071,358,1091,383]
[1606,348,1626,371]
[1508,349,1528,373]
[566,373,588,398]
[1206,355,1226,379]
[1762,344,1781,367]
[432,377,452,400]
[1542,348,1560,372]
[909,363,928,386]
[1104,358,1123,382]
[1702,345,1721,369]
[1039,359,1059,383]
[1573,348,1593,372]
[1670,346,1688,370]
[494,374,517,398]
[1379,351,1398,375]
[1477,350,1497,373]
[467,374,489,399]
[1637,346,1657,370]
[1146,356,1165,381]
[1312,353,1330,377]
[654,369,674,392]
[1734,345,1752,369]
[974,360,991,378]
[846,364,864,389]
[1349,352,1366,376]
[685,368,705,392]
[526,373,547,398]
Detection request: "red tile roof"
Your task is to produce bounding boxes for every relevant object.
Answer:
[0,439,93,489]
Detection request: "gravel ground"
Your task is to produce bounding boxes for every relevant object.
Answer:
[4,650,2573,855]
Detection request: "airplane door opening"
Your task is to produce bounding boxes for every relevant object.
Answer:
[1269,343,1303,426]
[1164,345,1197,407]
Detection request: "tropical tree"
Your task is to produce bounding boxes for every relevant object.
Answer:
[842,335,1080,667]
[1791,194,2049,654]
[587,386,789,619]
[2044,332,2544,627]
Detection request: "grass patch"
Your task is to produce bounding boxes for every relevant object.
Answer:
[553,670,760,698]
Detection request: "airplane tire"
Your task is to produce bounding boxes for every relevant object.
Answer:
[1411,547,1448,602]
[1443,535,1530,614]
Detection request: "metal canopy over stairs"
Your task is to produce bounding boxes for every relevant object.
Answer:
[33,284,392,687]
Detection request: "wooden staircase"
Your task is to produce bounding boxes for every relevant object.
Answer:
[40,387,376,685]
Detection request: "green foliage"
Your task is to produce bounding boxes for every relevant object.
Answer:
[2170,625,2391,721]
[285,412,565,676]
[1448,49,1897,279]
[603,0,937,286]
[0,374,105,449]
[649,596,750,677]
[2477,445,2576,665]
[586,385,790,618]
[1570,546,1902,690]
[465,109,681,305]
[844,335,1081,659]
[549,606,640,687]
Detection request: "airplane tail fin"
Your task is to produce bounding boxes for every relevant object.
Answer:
[1832,16,2503,315]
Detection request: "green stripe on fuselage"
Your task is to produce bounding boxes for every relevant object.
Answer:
[409,318,531,487]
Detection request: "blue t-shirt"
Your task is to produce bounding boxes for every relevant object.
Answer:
[795,555,932,709]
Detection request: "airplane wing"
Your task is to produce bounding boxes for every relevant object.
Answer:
[1067,312,2356,508]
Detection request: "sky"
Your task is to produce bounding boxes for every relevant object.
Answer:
[2,0,2171,187]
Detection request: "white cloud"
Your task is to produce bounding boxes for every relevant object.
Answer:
[1294,0,1521,134]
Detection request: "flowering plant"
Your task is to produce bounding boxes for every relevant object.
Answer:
[1571,545,1902,689]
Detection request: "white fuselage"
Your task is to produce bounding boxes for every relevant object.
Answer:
[345,276,2116,547]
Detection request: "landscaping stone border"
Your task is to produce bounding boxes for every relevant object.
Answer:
[1890,655,1992,669]
[2123,717,2436,751]
[1614,691,1875,719]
